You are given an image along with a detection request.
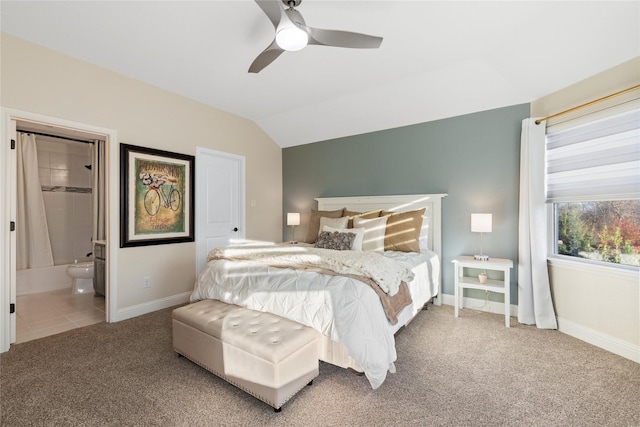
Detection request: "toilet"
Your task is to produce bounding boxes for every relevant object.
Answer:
[67,261,94,294]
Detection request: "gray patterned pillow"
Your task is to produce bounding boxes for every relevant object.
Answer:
[314,231,356,251]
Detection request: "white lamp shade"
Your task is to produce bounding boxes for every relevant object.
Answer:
[287,212,300,226]
[276,26,308,51]
[471,213,492,233]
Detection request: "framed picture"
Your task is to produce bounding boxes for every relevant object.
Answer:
[120,143,195,248]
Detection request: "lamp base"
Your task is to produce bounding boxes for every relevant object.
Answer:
[473,254,489,261]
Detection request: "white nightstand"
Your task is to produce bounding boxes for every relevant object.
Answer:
[452,256,514,327]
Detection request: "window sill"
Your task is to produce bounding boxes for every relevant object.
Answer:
[547,255,639,282]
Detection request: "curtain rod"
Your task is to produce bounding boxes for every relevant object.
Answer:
[534,84,640,125]
[18,130,95,144]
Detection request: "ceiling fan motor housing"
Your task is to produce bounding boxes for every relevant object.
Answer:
[282,0,302,7]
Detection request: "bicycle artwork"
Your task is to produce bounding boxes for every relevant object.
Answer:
[140,173,181,216]
[120,144,194,248]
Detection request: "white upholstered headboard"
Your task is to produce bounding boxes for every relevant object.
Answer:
[315,193,447,257]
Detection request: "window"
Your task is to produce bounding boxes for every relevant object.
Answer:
[554,201,640,266]
[546,105,640,267]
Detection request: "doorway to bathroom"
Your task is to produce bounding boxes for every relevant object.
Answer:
[0,108,117,352]
[14,125,106,343]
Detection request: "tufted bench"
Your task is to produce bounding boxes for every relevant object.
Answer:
[172,299,319,411]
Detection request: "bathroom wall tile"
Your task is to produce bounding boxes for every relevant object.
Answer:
[53,214,75,263]
[49,151,69,170]
[36,148,50,168]
[71,193,92,258]
[68,168,81,188]
[43,201,65,230]
[45,210,65,234]
[73,233,92,259]
[51,169,69,186]
[74,194,92,227]
[74,192,92,211]
[36,140,61,153]
[41,190,53,206]
[38,167,52,186]
[51,238,73,265]
[42,191,64,210]
[71,153,92,188]
[68,154,85,187]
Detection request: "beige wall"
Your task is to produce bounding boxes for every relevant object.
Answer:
[1,33,282,315]
[531,57,640,360]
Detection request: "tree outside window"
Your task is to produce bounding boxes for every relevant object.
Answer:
[555,200,640,266]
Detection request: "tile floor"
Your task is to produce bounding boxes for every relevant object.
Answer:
[15,288,105,344]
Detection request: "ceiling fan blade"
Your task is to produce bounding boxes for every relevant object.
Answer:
[248,40,285,73]
[254,0,283,28]
[304,26,383,49]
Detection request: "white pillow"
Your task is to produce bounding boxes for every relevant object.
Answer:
[319,216,348,234]
[353,216,388,252]
[323,226,365,251]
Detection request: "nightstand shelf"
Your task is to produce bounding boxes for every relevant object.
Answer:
[452,256,513,327]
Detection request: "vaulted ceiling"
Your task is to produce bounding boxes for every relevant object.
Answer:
[1,1,638,147]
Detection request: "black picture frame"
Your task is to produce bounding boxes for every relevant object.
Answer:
[120,143,195,248]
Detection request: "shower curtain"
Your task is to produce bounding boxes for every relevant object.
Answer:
[16,132,54,269]
[92,140,106,242]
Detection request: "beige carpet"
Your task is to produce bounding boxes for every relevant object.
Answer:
[1,303,638,426]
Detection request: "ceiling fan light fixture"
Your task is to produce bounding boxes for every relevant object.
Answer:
[276,26,308,51]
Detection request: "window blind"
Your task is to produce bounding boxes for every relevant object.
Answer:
[546,107,640,202]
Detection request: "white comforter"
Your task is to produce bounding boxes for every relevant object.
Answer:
[190,245,436,389]
[206,245,414,295]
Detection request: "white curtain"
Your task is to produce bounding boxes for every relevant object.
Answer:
[91,140,106,242]
[16,132,54,269]
[518,119,557,329]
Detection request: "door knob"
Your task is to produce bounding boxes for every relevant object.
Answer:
[233,227,238,232]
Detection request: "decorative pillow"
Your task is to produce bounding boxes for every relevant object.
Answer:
[353,216,388,252]
[315,231,356,251]
[318,216,349,235]
[343,209,382,228]
[304,208,344,243]
[382,208,426,252]
[323,225,365,251]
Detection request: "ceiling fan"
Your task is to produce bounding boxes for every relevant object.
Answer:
[249,0,383,73]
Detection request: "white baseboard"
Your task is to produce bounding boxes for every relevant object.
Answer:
[112,292,191,322]
[440,294,639,364]
[440,293,517,317]
[557,316,640,363]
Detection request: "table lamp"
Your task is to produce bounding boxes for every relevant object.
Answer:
[287,212,300,244]
[471,213,492,261]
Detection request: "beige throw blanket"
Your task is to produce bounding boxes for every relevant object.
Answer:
[207,245,414,324]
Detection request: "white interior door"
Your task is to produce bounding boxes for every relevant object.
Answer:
[195,147,245,276]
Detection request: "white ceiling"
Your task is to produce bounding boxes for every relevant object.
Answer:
[1,1,638,148]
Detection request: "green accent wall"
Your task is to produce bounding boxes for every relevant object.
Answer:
[283,103,530,304]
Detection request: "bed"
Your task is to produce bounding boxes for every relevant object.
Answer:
[190,194,446,389]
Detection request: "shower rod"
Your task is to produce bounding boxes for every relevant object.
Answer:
[17,130,96,144]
